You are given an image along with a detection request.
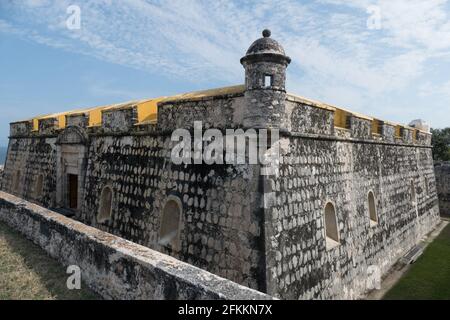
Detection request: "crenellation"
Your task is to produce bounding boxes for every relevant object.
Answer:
[157,95,245,132]
[38,117,60,135]
[66,113,89,128]
[401,127,413,143]
[101,105,139,133]
[9,96,433,148]
[10,120,33,137]
[381,123,396,143]
[349,116,372,139]
[288,100,334,135]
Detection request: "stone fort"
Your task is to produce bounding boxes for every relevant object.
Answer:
[0,30,441,299]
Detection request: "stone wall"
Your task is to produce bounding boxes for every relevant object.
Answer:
[157,94,246,131]
[434,161,450,217]
[0,191,271,300]
[1,137,57,208]
[1,93,440,300]
[2,94,268,293]
[262,100,441,299]
[80,133,265,291]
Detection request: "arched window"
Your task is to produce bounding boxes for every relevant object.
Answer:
[368,191,377,224]
[34,174,44,199]
[159,198,182,249]
[324,202,339,248]
[97,186,113,223]
[410,180,417,204]
[13,170,21,192]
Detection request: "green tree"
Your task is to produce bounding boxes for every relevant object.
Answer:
[431,128,450,161]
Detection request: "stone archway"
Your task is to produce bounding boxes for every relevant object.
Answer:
[55,126,88,215]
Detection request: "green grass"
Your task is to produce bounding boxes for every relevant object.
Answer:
[384,223,450,300]
[0,221,99,300]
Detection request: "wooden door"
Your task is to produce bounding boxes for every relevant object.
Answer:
[68,174,78,209]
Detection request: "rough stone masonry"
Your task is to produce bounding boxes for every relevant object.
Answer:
[0,191,271,300]
[0,30,441,299]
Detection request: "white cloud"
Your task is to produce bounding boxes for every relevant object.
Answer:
[420,80,450,98]
[1,0,450,127]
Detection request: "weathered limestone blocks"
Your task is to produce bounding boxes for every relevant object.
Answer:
[102,106,138,133]
[416,130,432,145]
[400,127,414,144]
[10,120,33,137]
[38,118,60,135]
[287,100,333,135]
[284,99,431,147]
[264,135,440,300]
[238,30,291,131]
[158,95,245,131]
[1,137,57,207]
[382,123,396,142]
[79,133,264,290]
[349,116,371,139]
[66,113,89,128]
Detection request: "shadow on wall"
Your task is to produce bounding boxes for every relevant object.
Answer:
[0,221,99,300]
[434,161,450,217]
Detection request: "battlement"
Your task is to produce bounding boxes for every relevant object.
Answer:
[9,86,431,146]
[6,33,431,146]
[9,85,247,135]
[284,93,431,146]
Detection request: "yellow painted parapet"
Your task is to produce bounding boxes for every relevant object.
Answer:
[286,94,335,111]
[32,111,72,131]
[88,108,103,127]
[287,92,429,139]
[136,98,165,124]
[371,119,383,135]
[32,118,39,131]
[334,106,373,122]
[161,85,245,103]
[86,86,245,127]
[88,104,120,127]
[395,125,403,138]
[334,109,350,129]
[14,84,432,139]
[333,105,373,130]
[134,85,246,126]
[28,107,104,131]
[17,85,270,131]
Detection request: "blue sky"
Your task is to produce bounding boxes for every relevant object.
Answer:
[1,0,450,146]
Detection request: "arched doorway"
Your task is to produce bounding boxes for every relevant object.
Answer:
[56,127,88,214]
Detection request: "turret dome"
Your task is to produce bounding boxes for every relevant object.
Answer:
[241,29,291,65]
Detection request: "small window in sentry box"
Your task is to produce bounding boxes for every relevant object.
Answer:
[264,75,273,87]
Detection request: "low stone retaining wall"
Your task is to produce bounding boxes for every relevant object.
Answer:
[0,191,271,300]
